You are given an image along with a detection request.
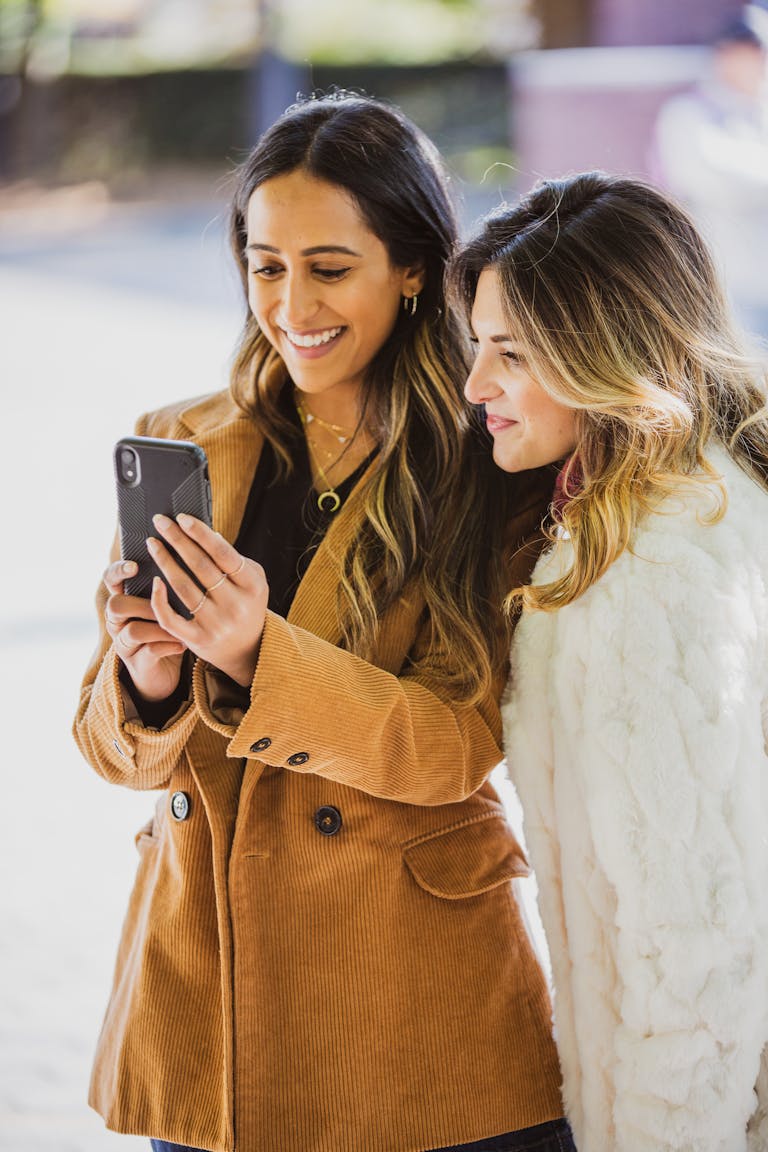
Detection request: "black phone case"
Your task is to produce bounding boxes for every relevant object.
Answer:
[114,435,213,619]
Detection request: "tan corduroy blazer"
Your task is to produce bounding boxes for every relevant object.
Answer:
[73,389,564,1152]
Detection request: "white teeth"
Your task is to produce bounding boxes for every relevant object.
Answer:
[285,326,342,348]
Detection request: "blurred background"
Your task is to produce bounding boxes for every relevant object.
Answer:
[1,1,767,1149]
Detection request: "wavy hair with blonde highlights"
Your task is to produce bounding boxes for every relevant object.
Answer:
[453,171,768,613]
[227,91,511,700]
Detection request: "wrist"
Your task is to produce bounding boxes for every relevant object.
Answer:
[221,641,262,689]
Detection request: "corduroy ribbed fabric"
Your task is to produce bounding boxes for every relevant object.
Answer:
[74,390,565,1152]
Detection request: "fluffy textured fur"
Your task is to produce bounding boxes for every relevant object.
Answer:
[503,443,768,1151]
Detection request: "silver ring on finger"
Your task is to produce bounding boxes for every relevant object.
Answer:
[116,631,134,653]
[226,556,245,577]
[190,590,208,616]
[207,572,228,592]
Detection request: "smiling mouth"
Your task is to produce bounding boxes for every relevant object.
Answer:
[281,325,345,349]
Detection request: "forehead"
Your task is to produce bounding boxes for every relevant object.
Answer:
[470,267,507,330]
[245,169,376,247]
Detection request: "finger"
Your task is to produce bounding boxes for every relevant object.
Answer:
[115,629,140,657]
[173,514,249,583]
[118,618,185,651]
[115,634,186,661]
[151,514,227,593]
[144,641,187,658]
[145,535,208,617]
[103,559,138,595]
[150,571,196,637]
[106,592,158,625]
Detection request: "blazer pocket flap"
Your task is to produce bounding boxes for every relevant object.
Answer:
[403,815,530,900]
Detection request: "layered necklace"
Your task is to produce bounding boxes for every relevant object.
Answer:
[295,394,370,513]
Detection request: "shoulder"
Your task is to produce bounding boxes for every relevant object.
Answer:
[514,446,768,701]
[138,389,248,439]
[536,445,767,602]
[625,446,768,605]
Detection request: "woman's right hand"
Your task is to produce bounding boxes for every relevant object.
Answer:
[103,560,188,702]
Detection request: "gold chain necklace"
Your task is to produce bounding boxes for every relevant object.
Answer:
[306,440,342,512]
[297,405,352,444]
[295,396,355,513]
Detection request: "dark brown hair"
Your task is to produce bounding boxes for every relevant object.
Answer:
[228,91,510,698]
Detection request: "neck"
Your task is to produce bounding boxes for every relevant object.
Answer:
[295,387,376,493]
[295,383,364,432]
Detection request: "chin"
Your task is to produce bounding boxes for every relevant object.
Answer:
[493,448,521,474]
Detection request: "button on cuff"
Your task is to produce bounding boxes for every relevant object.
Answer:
[287,751,310,767]
[249,737,272,753]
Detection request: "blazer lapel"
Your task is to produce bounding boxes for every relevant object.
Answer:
[287,455,379,646]
[286,454,426,675]
[180,400,264,545]
[180,398,420,668]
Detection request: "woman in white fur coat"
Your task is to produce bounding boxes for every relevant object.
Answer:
[453,172,768,1152]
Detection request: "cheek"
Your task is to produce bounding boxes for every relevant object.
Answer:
[354,289,402,348]
[246,279,261,318]
[557,409,579,446]
[248,289,279,337]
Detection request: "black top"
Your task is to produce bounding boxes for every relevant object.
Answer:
[235,419,373,618]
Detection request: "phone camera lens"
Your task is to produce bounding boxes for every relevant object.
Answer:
[119,447,139,485]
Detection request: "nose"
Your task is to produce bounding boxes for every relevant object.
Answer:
[279,271,321,328]
[464,351,502,406]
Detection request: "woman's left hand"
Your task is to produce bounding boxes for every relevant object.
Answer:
[147,513,269,687]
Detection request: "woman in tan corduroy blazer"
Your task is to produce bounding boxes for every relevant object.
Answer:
[74,93,571,1152]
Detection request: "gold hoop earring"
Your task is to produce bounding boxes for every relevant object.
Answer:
[402,293,418,317]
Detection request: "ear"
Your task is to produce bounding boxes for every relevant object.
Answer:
[400,261,426,298]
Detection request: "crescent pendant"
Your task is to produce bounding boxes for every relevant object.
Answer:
[317,490,341,513]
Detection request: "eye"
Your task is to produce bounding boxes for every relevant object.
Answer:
[313,266,351,281]
[502,350,525,366]
[250,263,283,279]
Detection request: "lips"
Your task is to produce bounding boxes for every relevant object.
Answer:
[485,413,518,433]
[281,325,344,349]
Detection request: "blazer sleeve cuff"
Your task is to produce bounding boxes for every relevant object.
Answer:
[83,645,198,787]
[196,611,502,805]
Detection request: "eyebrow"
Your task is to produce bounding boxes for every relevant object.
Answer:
[245,243,362,257]
[469,332,515,343]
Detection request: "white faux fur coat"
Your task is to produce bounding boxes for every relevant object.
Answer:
[503,444,768,1152]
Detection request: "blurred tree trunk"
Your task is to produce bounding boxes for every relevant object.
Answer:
[0,0,44,178]
[248,0,309,143]
[534,0,592,47]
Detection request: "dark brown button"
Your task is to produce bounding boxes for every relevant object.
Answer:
[250,737,272,753]
[287,751,310,767]
[314,806,342,836]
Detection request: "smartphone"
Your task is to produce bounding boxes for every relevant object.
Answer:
[114,435,213,618]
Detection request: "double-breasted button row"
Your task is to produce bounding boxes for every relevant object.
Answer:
[171,789,341,837]
[248,738,311,768]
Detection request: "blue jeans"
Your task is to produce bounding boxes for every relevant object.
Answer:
[150,1119,576,1151]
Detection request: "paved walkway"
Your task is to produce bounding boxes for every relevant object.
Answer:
[0,187,236,1151]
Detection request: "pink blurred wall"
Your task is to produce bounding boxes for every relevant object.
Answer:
[512,0,736,185]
